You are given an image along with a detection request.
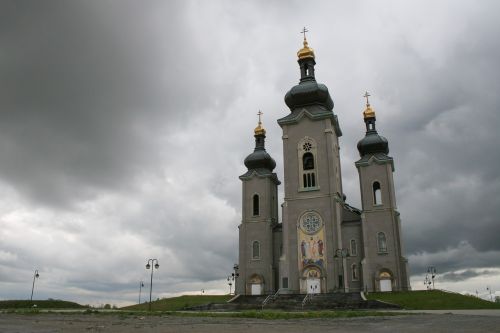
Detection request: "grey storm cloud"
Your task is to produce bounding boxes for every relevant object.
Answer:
[440,269,498,283]
[1,0,500,305]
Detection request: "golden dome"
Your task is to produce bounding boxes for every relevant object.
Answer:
[362,91,376,119]
[297,38,315,60]
[254,110,266,135]
[363,104,376,119]
[254,123,266,136]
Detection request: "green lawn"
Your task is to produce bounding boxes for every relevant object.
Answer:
[0,300,86,309]
[121,295,233,311]
[367,290,500,310]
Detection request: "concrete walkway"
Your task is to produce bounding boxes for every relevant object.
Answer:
[388,309,500,317]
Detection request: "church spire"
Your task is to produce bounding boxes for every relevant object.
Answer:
[362,91,377,132]
[296,27,316,82]
[357,92,389,157]
[244,111,276,172]
[297,27,315,61]
[254,110,266,136]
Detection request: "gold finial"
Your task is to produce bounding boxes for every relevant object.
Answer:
[297,27,315,60]
[363,91,376,119]
[254,110,266,135]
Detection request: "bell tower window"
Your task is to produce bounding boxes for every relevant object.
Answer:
[252,241,261,259]
[377,232,387,253]
[373,181,382,205]
[298,138,319,191]
[303,153,314,170]
[252,194,259,216]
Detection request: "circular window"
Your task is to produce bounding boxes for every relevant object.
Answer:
[301,212,322,234]
[303,142,312,152]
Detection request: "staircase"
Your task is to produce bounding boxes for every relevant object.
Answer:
[186,293,400,311]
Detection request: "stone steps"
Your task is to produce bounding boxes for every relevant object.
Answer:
[185,292,400,311]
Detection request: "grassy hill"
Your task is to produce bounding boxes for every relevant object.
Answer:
[367,290,500,310]
[0,300,86,309]
[121,295,232,311]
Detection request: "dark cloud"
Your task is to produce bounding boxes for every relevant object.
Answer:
[0,0,500,304]
[440,269,498,283]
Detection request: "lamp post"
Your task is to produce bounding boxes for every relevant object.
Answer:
[334,248,350,292]
[424,274,431,290]
[427,266,437,290]
[232,264,240,295]
[227,275,234,295]
[487,286,494,302]
[30,270,39,301]
[138,281,145,304]
[145,259,159,311]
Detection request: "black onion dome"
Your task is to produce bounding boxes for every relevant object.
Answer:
[284,80,334,111]
[244,147,276,171]
[357,131,389,156]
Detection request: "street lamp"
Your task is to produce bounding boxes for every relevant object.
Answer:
[30,270,39,301]
[227,275,234,295]
[138,281,145,304]
[334,248,350,292]
[487,286,494,302]
[231,264,240,295]
[427,266,437,290]
[145,259,159,311]
[424,275,432,290]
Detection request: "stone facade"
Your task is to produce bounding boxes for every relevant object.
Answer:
[236,39,410,295]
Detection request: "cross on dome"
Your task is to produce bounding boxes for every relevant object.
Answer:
[301,27,309,41]
[363,91,371,106]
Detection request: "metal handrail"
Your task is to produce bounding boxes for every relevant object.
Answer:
[301,293,313,308]
[262,288,284,309]
[261,294,273,309]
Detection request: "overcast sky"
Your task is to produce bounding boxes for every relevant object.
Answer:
[1,0,499,306]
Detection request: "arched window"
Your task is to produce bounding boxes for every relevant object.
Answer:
[303,152,314,170]
[252,241,260,259]
[373,181,382,205]
[302,153,316,188]
[350,239,357,256]
[252,194,259,216]
[351,264,358,281]
[377,232,387,253]
[298,138,318,190]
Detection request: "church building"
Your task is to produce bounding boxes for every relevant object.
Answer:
[236,36,411,295]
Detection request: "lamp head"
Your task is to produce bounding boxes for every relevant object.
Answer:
[146,263,151,269]
[35,273,39,278]
[154,263,159,269]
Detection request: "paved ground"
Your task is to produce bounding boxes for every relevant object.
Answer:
[1,313,500,333]
[389,309,500,317]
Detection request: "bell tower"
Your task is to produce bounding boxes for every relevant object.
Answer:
[277,33,344,294]
[355,93,410,292]
[236,113,280,295]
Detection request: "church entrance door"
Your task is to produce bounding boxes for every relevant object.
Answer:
[306,278,320,294]
[251,284,262,295]
[380,279,392,292]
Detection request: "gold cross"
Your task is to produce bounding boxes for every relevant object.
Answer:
[257,110,263,124]
[301,27,309,40]
[363,91,371,106]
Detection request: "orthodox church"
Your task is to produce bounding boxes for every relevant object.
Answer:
[236,36,411,295]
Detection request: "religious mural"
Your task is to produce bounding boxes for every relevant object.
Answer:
[297,211,326,271]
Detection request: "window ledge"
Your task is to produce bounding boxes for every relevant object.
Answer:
[299,186,320,192]
[377,251,388,255]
